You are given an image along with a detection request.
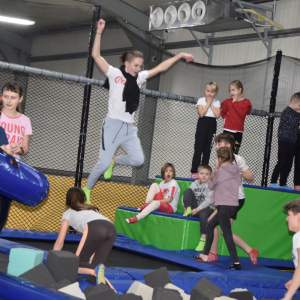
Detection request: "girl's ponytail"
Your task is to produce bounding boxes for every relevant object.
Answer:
[66,187,99,212]
[211,147,235,181]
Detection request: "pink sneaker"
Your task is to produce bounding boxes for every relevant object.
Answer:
[248,248,259,264]
[126,216,139,224]
[294,185,300,191]
[190,173,199,179]
[138,203,148,211]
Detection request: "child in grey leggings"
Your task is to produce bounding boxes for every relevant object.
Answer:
[82,19,195,203]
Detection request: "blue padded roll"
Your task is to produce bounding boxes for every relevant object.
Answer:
[0,149,49,206]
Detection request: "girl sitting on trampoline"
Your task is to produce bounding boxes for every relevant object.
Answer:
[82,19,194,203]
[197,147,242,270]
[53,187,116,287]
[126,163,181,223]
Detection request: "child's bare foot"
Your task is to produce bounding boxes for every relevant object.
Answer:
[193,253,208,262]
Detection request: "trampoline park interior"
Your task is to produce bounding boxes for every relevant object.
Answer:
[2,0,300,299]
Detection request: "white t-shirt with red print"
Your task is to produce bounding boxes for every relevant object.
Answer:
[0,111,32,159]
[159,179,181,213]
[106,65,148,123]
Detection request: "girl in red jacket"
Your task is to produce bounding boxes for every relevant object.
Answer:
[221,80,252,154]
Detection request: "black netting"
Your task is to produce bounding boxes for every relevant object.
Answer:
[0,56,297,230]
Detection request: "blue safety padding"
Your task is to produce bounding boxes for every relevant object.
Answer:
[113,234,294,269]
[0,229,82,241]
[117,206,199,221]
[0,149,49,206]
[155,175,300,194]
[0,271,81,300]
[1,229,294,269]
[0,236,298,300]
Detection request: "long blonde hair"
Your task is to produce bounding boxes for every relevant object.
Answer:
[211,147,235,181]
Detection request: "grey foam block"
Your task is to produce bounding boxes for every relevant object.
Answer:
[190,277,223,300]
[86,283,112,300]
[118,294,143,299]
[86,289,118,300]
[59,282,86,299]
[152,287,182,300]
[144,267,172,288]
[229,291,253,300]
[52,279,72,290]
[127,281,153,300]
[20,263,56,288]
[46,250,79,283]
[83,285,95,296]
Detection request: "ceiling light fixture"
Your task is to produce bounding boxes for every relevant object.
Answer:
[0,16,35,25]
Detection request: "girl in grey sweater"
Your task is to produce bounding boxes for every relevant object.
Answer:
[197,147,242,270]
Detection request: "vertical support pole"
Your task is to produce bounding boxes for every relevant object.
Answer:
[261,50,282,186]
[75,5,101,187]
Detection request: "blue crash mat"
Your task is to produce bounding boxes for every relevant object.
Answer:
[0,237,298,300]
[1,229,294,269]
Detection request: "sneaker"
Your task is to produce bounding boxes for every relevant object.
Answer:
[294,185,300,191]
[269,183,280,189]
[279,185,293,190]
[183,207,193,217]
[82,186,92,204]
[104,161,115,180]
[126,216,139,224]
[95,263,105,285]
[195,238,206,251]
[228,263,241,270]
[137,203,148,211]
[190,173,199,179]
[248,248,259,264]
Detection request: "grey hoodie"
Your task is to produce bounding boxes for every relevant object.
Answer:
[208,163,241,207]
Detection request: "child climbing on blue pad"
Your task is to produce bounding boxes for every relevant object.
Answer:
[53,187,116,289]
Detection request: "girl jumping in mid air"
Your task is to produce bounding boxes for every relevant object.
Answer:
[126,163,180,223]
[82,19,194,203]
[53,187,117,286]
[190,81,220,179]
[221,80,252,154]
[197,147,242,270]
[0,82,32,233]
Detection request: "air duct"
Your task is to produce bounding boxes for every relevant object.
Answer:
[149,0,268,33]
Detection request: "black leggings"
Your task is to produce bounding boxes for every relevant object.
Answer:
[271,140,295,186]
[223,130,243,154]
[191,117,216,173]
[294,132,300,186]
[203,205,239,264]
[0,194,12,233]
[79,220,117,284]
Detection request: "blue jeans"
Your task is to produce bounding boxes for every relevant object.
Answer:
[203,205,239,263]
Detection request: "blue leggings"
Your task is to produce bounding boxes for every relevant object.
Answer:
[86,117,144,189]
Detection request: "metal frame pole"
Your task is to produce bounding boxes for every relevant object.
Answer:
[261,50,282,186]
[75,5,101,187]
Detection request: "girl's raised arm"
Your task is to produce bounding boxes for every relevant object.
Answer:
[53,219,69,251]
[147,52,195,79]
[92,19,109,75]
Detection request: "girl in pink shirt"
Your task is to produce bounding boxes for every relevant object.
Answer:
[197,147,241,270]
[0,82,32,233]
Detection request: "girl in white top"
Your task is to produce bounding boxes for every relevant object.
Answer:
[83,19,194,203]
[126,163,180,223]
[190,82,220,179]
[53,187,117,286]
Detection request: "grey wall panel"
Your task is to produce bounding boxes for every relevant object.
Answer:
[31,28,132,57]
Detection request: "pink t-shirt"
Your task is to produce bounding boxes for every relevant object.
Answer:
[0,111,32,159]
